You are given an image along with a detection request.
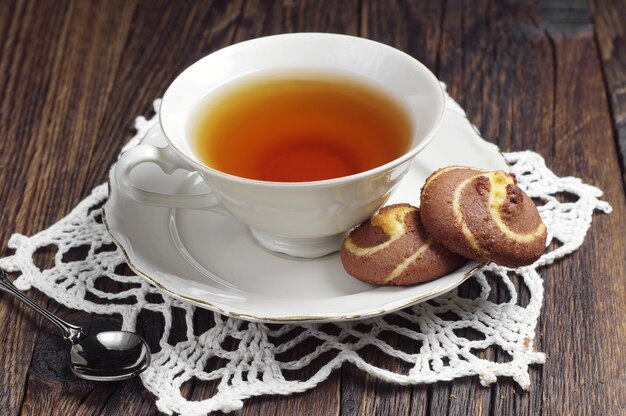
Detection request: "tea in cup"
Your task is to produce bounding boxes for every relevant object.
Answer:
[115,33,445,258]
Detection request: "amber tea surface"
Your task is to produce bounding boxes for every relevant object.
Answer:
[190,74,413,182]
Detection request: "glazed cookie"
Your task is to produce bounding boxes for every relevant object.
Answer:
[341,204,467,286]
[420,166,547,268]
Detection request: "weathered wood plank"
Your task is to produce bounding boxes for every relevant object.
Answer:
[1,0,140,415]
[590,0,626,189]
[541,31,626,416]
[0,0,75,413]
[466,2,557,415]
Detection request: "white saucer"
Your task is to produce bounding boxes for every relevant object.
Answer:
[104,99,507,323]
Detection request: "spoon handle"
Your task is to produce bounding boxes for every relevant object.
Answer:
[0,269,85,342]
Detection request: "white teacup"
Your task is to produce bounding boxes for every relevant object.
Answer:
[116,33,445,258]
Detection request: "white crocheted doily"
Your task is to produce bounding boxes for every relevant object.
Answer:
[0,97,611,415]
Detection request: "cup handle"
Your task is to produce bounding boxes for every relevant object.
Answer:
[115,144,220,209]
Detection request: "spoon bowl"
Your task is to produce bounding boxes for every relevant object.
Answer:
[70,331,151,381]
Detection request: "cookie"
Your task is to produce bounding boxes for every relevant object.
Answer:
[419,166,547,268]
[340,204,468,286]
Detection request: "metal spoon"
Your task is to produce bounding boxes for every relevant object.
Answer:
[0,269,151,381]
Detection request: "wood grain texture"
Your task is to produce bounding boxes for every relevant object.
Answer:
[0,1,624,415]
[589,0,626,189]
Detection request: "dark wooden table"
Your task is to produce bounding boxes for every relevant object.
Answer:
[1,1,625,415]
